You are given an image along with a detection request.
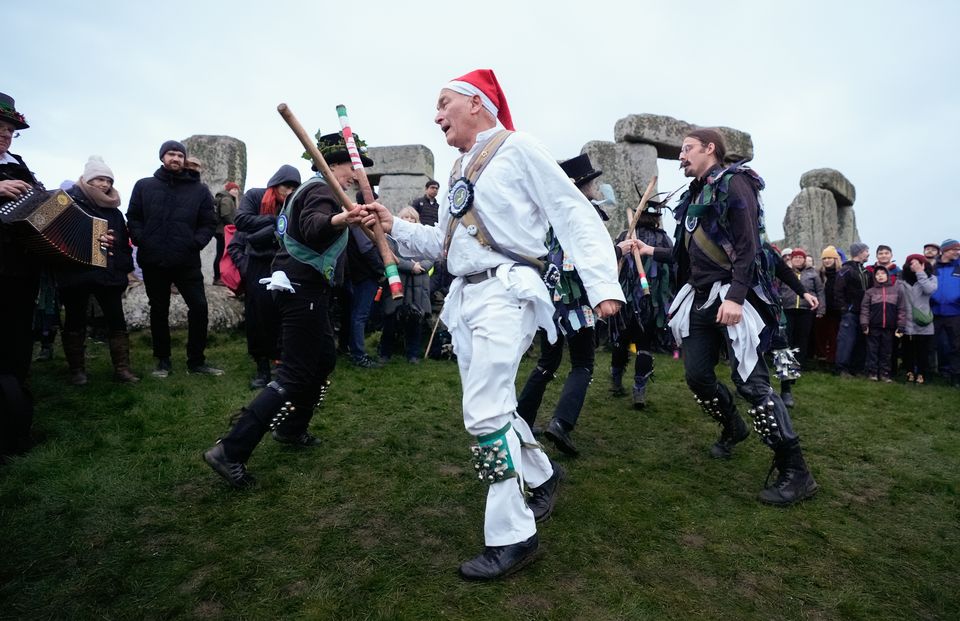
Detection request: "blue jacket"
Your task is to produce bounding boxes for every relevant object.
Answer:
[931,258,960,317]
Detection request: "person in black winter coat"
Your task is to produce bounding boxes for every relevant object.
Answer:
[834,242,873,376]
[233,164,301,387]
[58,156,138,384]
[126,140,220,377]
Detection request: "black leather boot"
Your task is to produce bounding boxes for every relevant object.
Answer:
[458,534,539,580]
[758,443,818,506]
[527,460,565,522]
[695,385,749,459]
[544,418,577,456]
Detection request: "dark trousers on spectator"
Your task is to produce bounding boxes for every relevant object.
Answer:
[835,311,866,374]
[901,334,932,378]
[141,265,208,367]
[934,315,960,382]
[220,285,336,462]
[213,233,224,282]
[814,311,841,363]
[865,327,895,379]
[243,256,281,361]
[379,310,424,360]
[785,308,815,367]
[347,278,378,361]
[60,285,127,333]
[517,327,595,430]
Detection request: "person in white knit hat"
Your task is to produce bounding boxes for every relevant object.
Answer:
[58,156,139,385]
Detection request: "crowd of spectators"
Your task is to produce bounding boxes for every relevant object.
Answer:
[775,240,960,387]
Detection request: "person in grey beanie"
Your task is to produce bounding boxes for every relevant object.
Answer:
[834,241,873,376]
[127,140,221,378]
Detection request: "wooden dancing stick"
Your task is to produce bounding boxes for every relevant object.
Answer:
[424,312,443,361]
[277,103,357,212]
[617,176,658,294]
[276,104,382,241]
[625,207,649,293]
[336,104,403,300]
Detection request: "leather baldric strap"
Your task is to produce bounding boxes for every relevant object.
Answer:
[441,130,523,263]
[687,225,733,269]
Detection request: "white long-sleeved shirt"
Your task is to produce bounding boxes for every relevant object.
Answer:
[391,127,623,309]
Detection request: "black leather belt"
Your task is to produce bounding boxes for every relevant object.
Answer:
[463,268,497,285]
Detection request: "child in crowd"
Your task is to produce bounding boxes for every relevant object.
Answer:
[860,265,906,381]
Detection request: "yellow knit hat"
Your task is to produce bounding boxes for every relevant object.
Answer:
[820,245,841,261]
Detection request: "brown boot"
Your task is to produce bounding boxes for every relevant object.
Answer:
[61,330,88,386]
[108,330,140,383]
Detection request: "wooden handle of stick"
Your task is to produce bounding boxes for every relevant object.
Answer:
[617,176,658,272]
[277,103,355,211]
[277,104,400,297]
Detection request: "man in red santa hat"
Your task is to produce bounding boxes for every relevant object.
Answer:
[361,69,624,580]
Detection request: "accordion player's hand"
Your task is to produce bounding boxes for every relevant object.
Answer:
[99,229,116,256]
[0,179,31,199]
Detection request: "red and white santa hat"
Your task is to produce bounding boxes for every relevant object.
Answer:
[444,69,514,131]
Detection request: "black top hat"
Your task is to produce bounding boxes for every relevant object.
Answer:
[0,93,29,130]
[559,153,601,186]
[304,130,374,168]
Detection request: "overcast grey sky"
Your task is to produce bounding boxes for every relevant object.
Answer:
[9,0,959,261]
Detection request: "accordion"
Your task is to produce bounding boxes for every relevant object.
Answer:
[0,187,108,267]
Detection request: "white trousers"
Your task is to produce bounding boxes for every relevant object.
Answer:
[451,273,555,546]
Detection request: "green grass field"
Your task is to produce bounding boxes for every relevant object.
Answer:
[1,330,957,620]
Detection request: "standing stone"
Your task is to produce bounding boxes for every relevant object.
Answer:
[783,187,840,256]
[182,135,247,193]
[365,145,434,185]
[613,113,754,163]
[581,141,658,236]
[182,135,248,284]
[376,175,432,213]
[836,205,860,251]
[799,168,856,207]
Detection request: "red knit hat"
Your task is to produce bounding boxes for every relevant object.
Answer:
[790,248,808,259]
[905,253,926,267]
[225,181,239,191]
[445,69,514,131]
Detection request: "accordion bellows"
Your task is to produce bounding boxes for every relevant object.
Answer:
[0,188,108,267]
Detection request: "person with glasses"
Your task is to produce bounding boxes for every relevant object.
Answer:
[634,128,818,506]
